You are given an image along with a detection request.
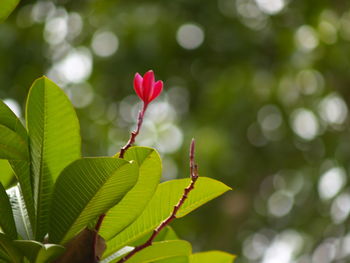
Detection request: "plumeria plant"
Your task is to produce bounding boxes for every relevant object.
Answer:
[0,71,235,263]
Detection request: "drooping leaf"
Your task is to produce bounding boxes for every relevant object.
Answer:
[0,125,28,160]
[0,160,15,189]
[103,177,231,259]
[0,100,34,226]
[0,0,20,22]
[49,158,138,244]
[0,183,16,239]
[115,240,191,263]
[0,100,27,140]
[0,233,22,263]
[14,240,65,263]
[6,185,33,240]
[100,146,162,240]
[189,251,236,263]
[26,76,81,240]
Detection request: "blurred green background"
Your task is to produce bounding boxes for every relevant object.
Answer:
[2,0,350,262]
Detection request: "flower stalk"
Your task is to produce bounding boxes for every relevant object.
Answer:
[116,139,199,263]
[92,70,163,261]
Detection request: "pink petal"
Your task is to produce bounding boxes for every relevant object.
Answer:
[133,73,143,100]
[149,80,163,102]
[142,70,155,102]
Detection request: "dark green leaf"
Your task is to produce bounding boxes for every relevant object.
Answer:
[0,183,16,239]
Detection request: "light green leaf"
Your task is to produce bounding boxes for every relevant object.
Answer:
[14,240,64,263]
[0,183,16,239]
[0,0,20,22]
[190,251,236,263]
[154,256,189,263]
[100,146,162,240]
[49,157,138,244]
[123,240,191,263]
[26,76,81,240]
[103,177,231,259]
[0,160,15,189]
[129,226,179,248]
[0,233,22,263]
[6,185,33,240]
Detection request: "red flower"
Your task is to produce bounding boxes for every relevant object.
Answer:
[134,70,163,106]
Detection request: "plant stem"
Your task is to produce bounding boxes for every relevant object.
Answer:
[92,103,147,261]
[116,139,199,263]
[119,103,147,159]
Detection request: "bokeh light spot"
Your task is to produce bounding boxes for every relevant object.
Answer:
[255,0,285,15]
[291,109,319,140]
[176,23,204,50]
[91,31,119,57]
[318,167,346,200]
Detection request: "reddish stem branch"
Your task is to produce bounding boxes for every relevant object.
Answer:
[119,103,147,159]
[116,139,199,263]
[93,103,147,261]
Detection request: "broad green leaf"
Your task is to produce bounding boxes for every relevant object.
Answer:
[0,0,20,22]
[49,158,138,244]
[0,160,15,189]
[100,146,162,240]
[0,183,16,239]
[190,251,236,263]
[119,241,191,263]
[0,234,22,263]
[154,256,189,263]
[6,185,33,240]
[103,177,231,259]
[26,76,81,240]
[14,240,64,263]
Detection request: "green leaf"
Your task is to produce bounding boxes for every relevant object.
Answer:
[14,240,64,263]
[0,233,22,263]
[100,146,162,240]
[0,0,20,22]
[49,157,138,244]
[103,177,231,259]
[154,256,189,263]
[190,251,236,263]
[0,99,34,228]
[0,183,16,239]
[0,100,27,140]
[0,160,15,190]
[0,125,28,160]
[122,241,191,263]
[129,226,179,248]
[26,76,81,240]
[6,185,33,240]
